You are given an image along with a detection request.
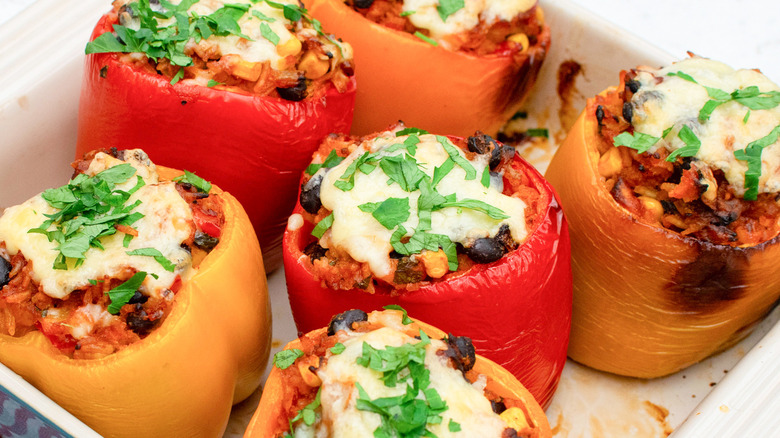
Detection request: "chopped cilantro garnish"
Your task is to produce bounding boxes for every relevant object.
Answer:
[289,388,321,430]
[400,10,416,17]
[273,348,304,369]
[525,128,549,138]
[413,31,438,46]
[305,150,345,175]
[383,305,413,324]
[480,166,491,188]
[311,213,334,238]
[734,123,780,200]
[359,198,410,230]
[206,79,223,87]
[396,127,429,137]
[126,248,177,272]
[436,0,464,22]
[173,170,212,193]
[448,419,461,432]
[437,136,476,180]
[613,131,659,153]
[330,343,346,355]
[107,271,147,314]
[258,22,279,45]
[665,125,701,161]
[27,164,147,270]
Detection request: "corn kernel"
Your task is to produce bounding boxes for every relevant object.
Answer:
[298,356,321,387]
[420,250,448,279]
[638,196,663,221]
[231,60,263,82]
[500,407,532,431]
[277,37,302,57]
[507,33,530,53]
[299,51,330,80]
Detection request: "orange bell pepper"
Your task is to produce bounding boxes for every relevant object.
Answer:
[545,91,780,378]
[302,0,550,137]
[0,166,271,438]
[244,309,552,438]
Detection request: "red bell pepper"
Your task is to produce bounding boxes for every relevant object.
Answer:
[282,134,572,408]
[76,12,357,272]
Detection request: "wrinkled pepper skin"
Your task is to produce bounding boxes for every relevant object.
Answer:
[545,102,780,378]
[283,153,571,408]
[0,166,272,438]
[302,0,550,138]
[243,316,553,438]
[75,13,357,272]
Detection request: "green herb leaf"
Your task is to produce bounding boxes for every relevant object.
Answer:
[379,155,427,192]
[126,248,177,272]
[107,271,147,314]
[613,131,660,153]
[85,32,128,54]
[436,0,464,22]
[437,199,509,220]
[448,419,461,432]
[311,213,334,238]
[734,123,780,200]
[480,166,491,188]
[206,79,223,87]
[359,198,410,230]
[383,304,413,324]
[414,31,438,46]
[666,125,701,161]
[667,71,698,83]
[305,150,345,175]
[259,22,279,45]
[273,348,304,369]
[525,128,549,138]
[437,136,476,180]
[400,10,416,16]
[396,127,429,136]
[432,158,454,187]
[252,9,276,22]
[330,343,346,354]
[173,170,212,193]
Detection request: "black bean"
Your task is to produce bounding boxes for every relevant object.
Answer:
[300,175,323,214]
[502,428,520,438]
[464,236,506,264]
[277,76,308,101]
[491,399,507,414]
[126,311,160,336]
[713,211,738,227]
[0,257,11,288]
[622,102,633,123]
[303,242,327,261]
[327,309,368,336]
[193,230,219,252]
[467,132,507,170]
[353,0,374,8]
[127,290,148,305]
[661,200,679,215]
[596,105,605,126]
[445,334,476,373]
[626,79,640,93]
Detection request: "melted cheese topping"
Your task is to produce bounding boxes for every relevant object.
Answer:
[630,57,780,196]
[298,326,507,437]
[318,133,527,278]
[402,0,535,47]
[0,151,194,299]
[122,0,330,69]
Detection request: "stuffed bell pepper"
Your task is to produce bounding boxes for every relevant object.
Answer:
[546,56,780,378]
[245,307,552,437]
[303,0,550,137]
[0,149,271,437]
[283,126,571,408]
[76,0,358,271]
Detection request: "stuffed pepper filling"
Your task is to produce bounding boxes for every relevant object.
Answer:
[289,127,542,291]
[272,309,538,437]
[592,56,780,246]
[87,0,354,99]
[0,149,224,359]
[344,0,544,55]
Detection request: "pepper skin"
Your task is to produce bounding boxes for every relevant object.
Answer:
[545,98,780,378]
[283,149,571,408]
[0,166,271,438]
[75,12,357,272]
[243,312,553,438]
[302,0,550,138]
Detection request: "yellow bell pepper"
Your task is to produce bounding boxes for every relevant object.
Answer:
[0,166,271,438]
